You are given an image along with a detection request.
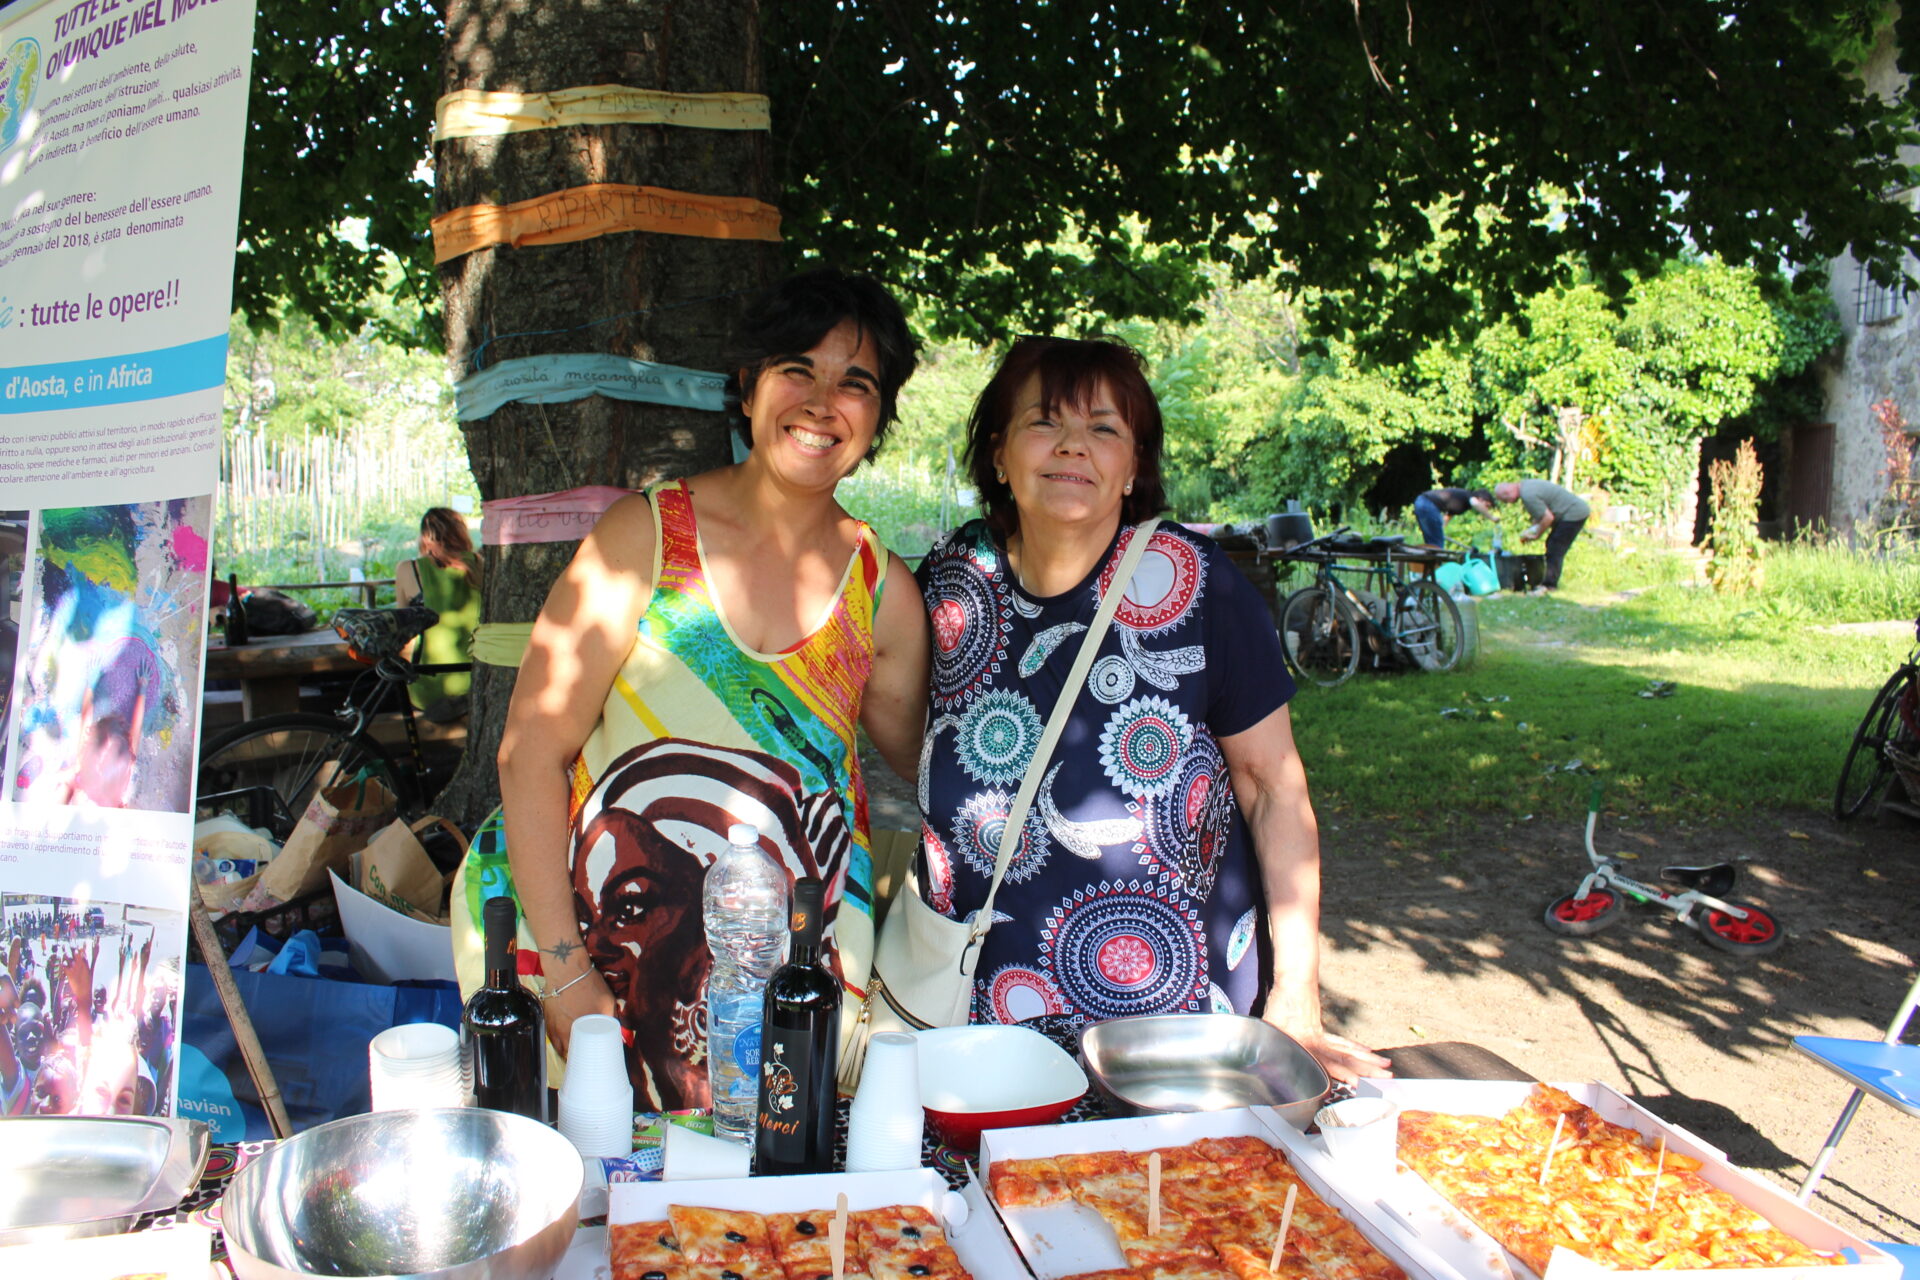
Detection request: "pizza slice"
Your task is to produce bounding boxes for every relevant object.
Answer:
[609,1220,688,1280]
[989,1156,1071,1208]
[863,1245,969,1280]
[1214,1241,1322,1280]
[1191,1136,1281,1176]
[1132,1260,1237,1280]
[665,1205,775,1269]
[854,1205,968,1279]
[1137,1143,1222,1180]
[1059,1149,1146,1180]
[768,1208,870,1279]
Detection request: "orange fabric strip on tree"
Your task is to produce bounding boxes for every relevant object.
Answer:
[430,183,782,264]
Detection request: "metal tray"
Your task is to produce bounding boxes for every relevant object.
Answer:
[0,1115,211,1245]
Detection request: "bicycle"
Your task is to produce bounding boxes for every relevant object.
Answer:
[1834,619,1920,821]
[1275,528,1465,687]
[1544,781,1784,955]
[196,605,463,841]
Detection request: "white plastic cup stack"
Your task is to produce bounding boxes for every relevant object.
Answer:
[557,1013,635,1159]
[845,1031,924,1172]
[368,1022,464,1111]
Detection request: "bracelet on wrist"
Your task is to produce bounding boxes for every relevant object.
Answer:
[538,968,595,1001]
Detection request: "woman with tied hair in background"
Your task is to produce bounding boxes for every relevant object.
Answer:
[394,507,482,718]
[915,336,1389,1081]
[454,268,930,1109]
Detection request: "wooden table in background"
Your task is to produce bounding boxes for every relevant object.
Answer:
[204,628,362,719]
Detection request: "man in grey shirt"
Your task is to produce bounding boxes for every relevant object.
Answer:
[1493,479,1590,591]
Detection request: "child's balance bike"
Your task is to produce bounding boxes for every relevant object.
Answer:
[1543,783,1785,955]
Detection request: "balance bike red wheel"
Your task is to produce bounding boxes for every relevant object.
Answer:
[1543,890,1623,937]
[1692,900,1784,956]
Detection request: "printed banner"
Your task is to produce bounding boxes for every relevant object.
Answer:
[455,352,727,421]
[436,85,770,140]
[0,0,259,1122]
[431,182,781,264]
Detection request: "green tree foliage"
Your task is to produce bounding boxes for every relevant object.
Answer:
[241,2,1920,357]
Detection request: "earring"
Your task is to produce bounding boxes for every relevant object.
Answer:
[1124,482,1133,494]
[996,470,1006,483]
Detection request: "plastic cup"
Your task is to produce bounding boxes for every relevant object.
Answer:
[558,1014,634,1159]
[663,1124,752,1180]
[1314,1097,1400,1181]
[846,1032,924,1172]
[369,1022,463,1111]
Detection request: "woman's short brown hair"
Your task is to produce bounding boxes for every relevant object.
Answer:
[964,336,1167,538]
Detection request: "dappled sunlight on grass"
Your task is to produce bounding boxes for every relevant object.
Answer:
[1290,587,1908,821]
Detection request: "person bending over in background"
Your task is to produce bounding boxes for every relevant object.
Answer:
[1492,479,1591,592]
[1412,486,1494,549]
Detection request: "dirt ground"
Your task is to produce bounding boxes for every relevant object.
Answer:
[863,769,1920,1245]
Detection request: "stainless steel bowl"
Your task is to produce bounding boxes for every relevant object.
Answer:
[0,1115,210,1245]
[1079,1014,1331,1128]
[220,1108,582,1280]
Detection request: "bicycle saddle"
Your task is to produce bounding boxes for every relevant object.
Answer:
[333,604,440,664]
[1659,863,1737,896]
[1365,534,1406,549]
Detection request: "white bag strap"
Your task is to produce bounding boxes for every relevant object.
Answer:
[972,518,1161,939]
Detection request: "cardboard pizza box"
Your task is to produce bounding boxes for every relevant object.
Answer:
[976,1107,1471,1280]
[1267,1079,1900,1280]
[607,1166,1028,1277]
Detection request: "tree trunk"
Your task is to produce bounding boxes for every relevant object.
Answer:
[434,0,775,826]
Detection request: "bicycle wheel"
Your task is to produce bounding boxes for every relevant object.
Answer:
[198,713,409,841]
[1279,585,1360,688]
[1833,665,1916,820]
[1542,889,1624,937]
[1395,580,1464,672]
[1692,900,1785,956]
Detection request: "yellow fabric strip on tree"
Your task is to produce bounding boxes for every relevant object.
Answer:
[435,85,771,140]
[471,622,535,668]
[430,183,782,265]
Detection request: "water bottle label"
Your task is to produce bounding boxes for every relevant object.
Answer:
[733,1023,762,1073]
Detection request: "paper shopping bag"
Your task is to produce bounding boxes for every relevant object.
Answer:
[354,816,460,923]
[254,769,398,905]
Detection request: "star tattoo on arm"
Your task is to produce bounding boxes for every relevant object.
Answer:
[542,939,581,964]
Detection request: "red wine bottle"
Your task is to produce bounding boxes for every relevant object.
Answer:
[462,896,547,1121]
[753,876,840,1175]
[223,573,249,646]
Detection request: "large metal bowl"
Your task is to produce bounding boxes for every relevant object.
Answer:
[0,1116,210,1245]
[221,1108,582,1280]
[1079,1014,1331,1128]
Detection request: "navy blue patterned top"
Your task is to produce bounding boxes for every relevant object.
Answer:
[914,519,1296,1025]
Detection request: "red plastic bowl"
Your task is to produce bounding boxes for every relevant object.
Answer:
[915,1025,1088,1150]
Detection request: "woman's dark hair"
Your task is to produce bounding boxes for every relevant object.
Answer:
[964,336,1167,538]
[724,267,918,460]
[420,507,480,589]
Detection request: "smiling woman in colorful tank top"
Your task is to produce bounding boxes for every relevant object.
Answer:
[452,271,929,1110]
[916,337,1390,1083]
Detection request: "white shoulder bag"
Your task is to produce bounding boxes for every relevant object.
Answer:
[841,518,1161,1090]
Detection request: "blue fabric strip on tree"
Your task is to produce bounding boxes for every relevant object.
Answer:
[454,353,728,421]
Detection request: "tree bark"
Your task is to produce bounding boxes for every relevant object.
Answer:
[435,0,775,826]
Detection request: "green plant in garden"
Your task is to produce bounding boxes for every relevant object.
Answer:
[1704,441,1765,594]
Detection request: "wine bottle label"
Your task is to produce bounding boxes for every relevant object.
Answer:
[756,1031,813,1148]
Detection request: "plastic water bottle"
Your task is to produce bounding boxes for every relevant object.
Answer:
[703,822,789,1142]
[1492,528,1504,554]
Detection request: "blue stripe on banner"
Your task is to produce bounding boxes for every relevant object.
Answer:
[456,352,728,421]
[0,335,230,414]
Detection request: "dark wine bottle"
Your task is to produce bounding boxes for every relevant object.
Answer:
[753,876,840,1176]
[462,895,548,1121]
[223,573,249,646]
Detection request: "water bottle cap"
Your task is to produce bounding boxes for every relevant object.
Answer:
[727,822,758,848]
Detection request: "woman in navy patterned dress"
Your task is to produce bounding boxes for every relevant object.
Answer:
[914,337,1389,1081]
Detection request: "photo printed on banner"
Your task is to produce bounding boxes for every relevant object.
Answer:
[11,497,211,813]
[2,892,184,1117]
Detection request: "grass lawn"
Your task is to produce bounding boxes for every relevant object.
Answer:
[1287,541,1914,824]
